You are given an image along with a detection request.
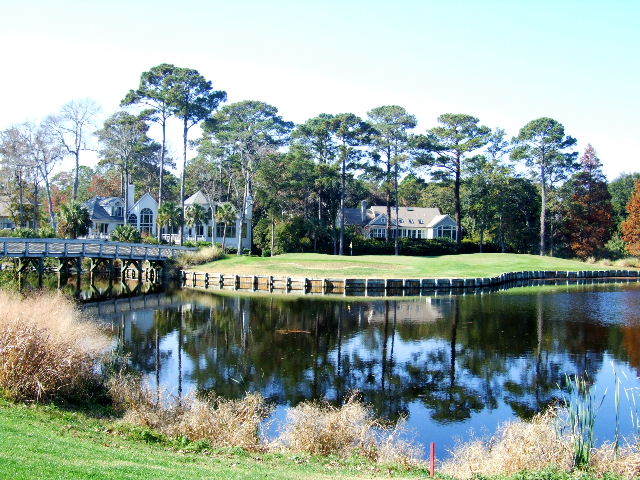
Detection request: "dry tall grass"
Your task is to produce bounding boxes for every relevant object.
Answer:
[0,291,108,402]
[178,245,224,267]
[109,376,271,450]
[442,409,640,479]
[273,395,423,466]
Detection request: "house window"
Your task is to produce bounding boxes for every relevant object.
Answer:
[436,226,457,240]
[113,204,123,217]
[196,223,204,236]
[140,208,153,235]
[99,223,108,234]
[242,222,248,238]
[128,214,137,226]
[207,226,213,237]
[216,222,236,238]
[370,228,385,238]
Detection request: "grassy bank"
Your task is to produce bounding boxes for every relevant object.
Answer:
[193,253,622,279]
[0,399,424,480]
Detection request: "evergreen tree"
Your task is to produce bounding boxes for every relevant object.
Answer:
[561,145,614,258]
[511,117,578,255]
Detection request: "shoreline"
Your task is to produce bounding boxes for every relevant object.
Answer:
[179,268,640,296]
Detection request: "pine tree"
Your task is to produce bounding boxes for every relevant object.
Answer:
[562,144,614,258]
[622,178,640,256]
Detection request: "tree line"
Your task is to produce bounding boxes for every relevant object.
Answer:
[1,63,639,258]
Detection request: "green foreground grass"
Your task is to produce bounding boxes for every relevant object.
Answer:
[0,399,623,480]
[0,399,425,480]
[194,253,619,279]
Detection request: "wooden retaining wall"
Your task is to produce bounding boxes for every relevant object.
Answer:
[179,269,640,296]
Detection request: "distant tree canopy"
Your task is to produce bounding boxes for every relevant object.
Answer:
[0,63,636,260]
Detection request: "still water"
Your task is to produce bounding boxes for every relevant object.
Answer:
[72,279,640,456]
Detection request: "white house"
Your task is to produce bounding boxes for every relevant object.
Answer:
[161,190,252,249]
[84,185,158,239]
[342,202,458,240]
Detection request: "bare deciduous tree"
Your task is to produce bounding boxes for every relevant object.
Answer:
[46,99,100,200]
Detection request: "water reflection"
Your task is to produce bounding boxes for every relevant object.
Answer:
[93,283,640,453]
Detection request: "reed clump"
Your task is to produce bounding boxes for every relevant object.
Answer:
[0,291,108,402]
[274,395,422,466]
[441,410,574,479]
[178,246,224,267]
[109,376,271,450]
[443,410,640,479]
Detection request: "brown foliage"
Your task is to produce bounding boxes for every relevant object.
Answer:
[0,291,108,402]
[622,179,640,256]
[563,145,615,258]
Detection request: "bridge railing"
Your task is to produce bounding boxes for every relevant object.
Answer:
[0,237,197,260]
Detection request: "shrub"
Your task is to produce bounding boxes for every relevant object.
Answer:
[0,291,108,402]
[350,235,499,256]
[12,227,38,238]
[111,224,142,243]
[37,226,57,238]
[141,236,161,245]
[604,233,629,260]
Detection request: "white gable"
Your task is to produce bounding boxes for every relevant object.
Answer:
[130,193,158,214]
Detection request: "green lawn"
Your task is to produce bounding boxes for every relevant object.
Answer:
[194,253,618,279]
[0,399,426,480]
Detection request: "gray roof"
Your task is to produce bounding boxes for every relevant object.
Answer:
[343,205,444,228]
[84,198,123,222]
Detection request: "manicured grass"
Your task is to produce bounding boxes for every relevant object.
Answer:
[194,253,618,279]
[0,399,426,480]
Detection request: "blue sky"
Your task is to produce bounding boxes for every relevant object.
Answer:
[1,0,638,178]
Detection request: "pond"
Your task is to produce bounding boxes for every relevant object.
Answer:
[80,278,640,457]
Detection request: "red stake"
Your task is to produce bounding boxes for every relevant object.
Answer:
[430,442,436,477]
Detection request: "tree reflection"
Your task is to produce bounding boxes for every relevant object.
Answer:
[107,287,638,425]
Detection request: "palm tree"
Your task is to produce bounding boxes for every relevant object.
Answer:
[215,202,237,251]
[57,201,92,239]
[185,204,207,241]
[157,201,181,244]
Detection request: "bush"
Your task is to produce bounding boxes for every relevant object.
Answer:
[12,227,38,238]
[604,233,628,260]
[0,291,108,402]
[111,224,142,243]
[37,226,57,238]
[254,216,316,255]
[350,235,499,256]
[141,236,161,245]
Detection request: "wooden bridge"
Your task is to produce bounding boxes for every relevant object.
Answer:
[0,237,196,276]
